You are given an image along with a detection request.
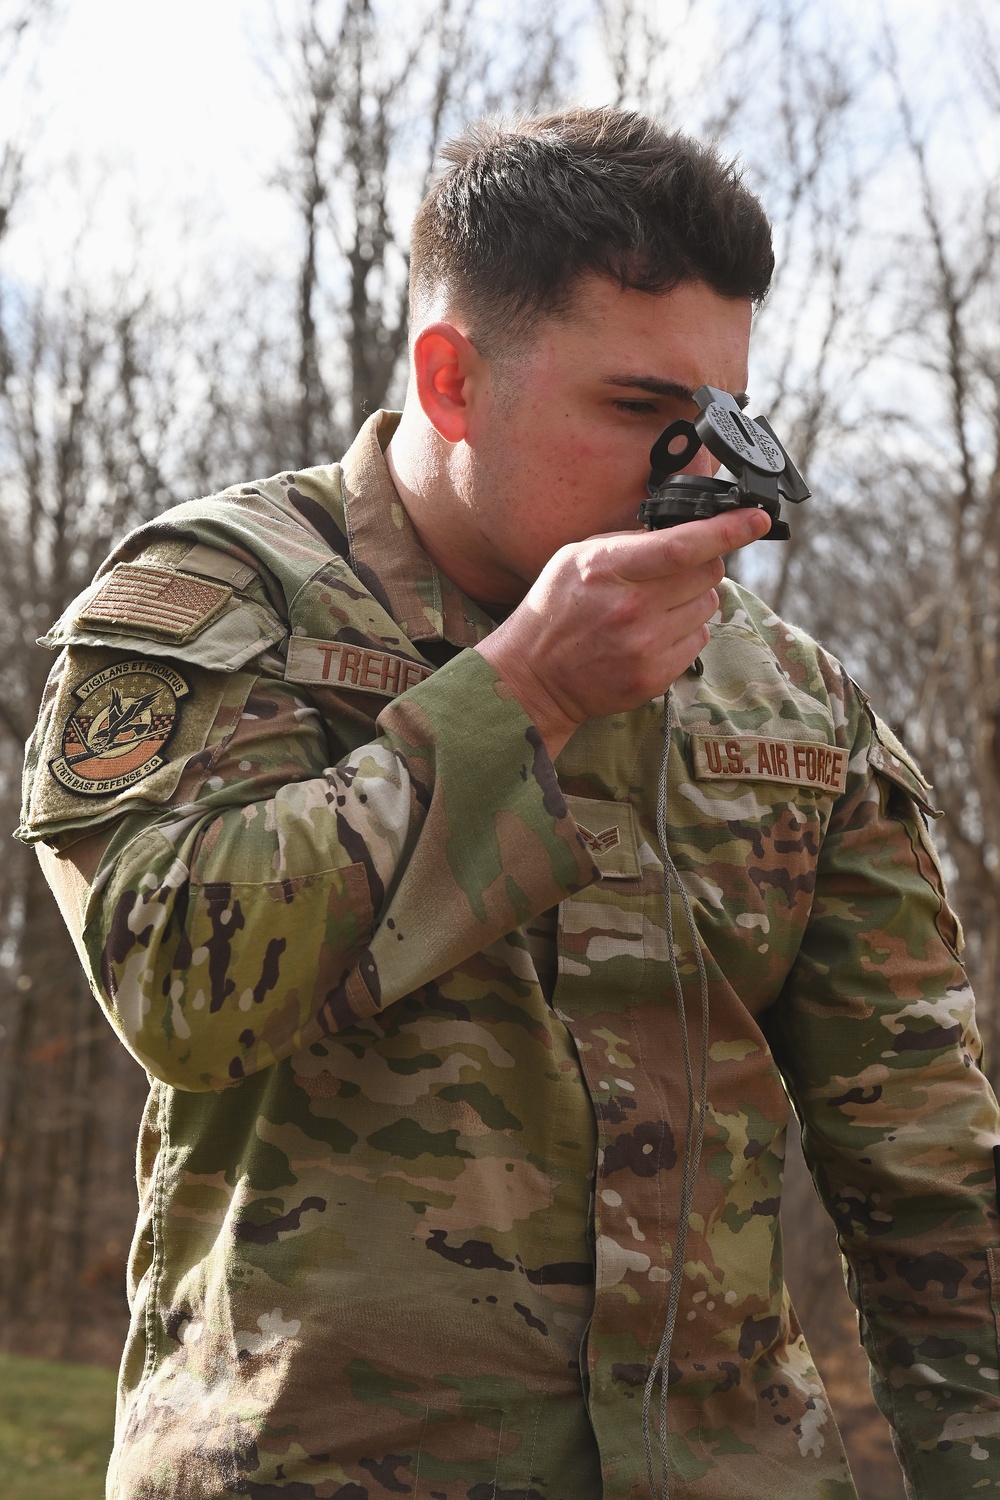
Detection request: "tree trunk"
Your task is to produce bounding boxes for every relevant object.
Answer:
[0,842,147,1366]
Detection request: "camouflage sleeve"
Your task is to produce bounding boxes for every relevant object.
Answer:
[765,692,1000,1495]
[32,647,595,1092]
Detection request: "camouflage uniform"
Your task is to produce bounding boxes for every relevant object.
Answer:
[18,410,1000,1499]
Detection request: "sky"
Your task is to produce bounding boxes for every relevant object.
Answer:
[4,0,988,296]
[5,1,995,261]
[2,0,296,286]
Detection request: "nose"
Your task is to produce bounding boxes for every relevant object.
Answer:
[679,444,720,478]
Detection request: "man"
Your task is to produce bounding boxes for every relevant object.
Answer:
[18,109,1000,1499]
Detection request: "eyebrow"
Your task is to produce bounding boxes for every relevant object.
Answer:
[602,374,694,401]
[602,375,749,407]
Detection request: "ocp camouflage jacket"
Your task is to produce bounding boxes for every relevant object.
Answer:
[19,412,1000,1499]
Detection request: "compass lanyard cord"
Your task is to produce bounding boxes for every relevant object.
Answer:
[640,688,712,1500]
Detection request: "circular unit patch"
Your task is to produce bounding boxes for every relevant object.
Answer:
[50,658,190,797]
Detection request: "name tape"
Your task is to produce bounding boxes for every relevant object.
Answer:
[691,733,848,794]
[285,636,433,697]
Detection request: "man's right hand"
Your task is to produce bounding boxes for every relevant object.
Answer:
[475,507,770,760]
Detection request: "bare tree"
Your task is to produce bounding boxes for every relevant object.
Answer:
[0,0,55,378]
[599,0,672,114]
[0,0,155,1366]
[253,0,569,469]
[782,17,1000,1051]
[0,274,200,1359]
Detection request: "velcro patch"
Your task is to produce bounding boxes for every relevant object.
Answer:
[77,563,231,643]
[580,824,621,855]
[563,796,640,879]
[284,636,433,697]
[691,733,848,794]
[176,542,257,591]
[50,658,189,796]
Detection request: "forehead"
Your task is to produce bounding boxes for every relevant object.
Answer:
[530,273,753,390]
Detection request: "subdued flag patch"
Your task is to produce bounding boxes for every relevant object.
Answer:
[49,658,189,796]
[76,563,232,643]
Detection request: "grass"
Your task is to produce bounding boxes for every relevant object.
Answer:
[0,1352,116,1500]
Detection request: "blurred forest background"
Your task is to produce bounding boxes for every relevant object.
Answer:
[0,0,998,1495]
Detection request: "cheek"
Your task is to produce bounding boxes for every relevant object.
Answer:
[545,432,627,499]
[494,407,649,526]
[508,443,592,507]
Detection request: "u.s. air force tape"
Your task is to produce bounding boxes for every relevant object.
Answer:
[690,733,848,794]
[284,637,432,697]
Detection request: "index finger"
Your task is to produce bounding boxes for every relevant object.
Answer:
[607,507,772,583]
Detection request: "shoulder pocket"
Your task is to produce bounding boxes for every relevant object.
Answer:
[39,565,285,673]
[865,710,963,956]
[865,708,940,819]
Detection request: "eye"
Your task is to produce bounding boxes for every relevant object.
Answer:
[613,399,658,415]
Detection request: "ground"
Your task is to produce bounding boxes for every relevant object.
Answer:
[0,1352,116,1500]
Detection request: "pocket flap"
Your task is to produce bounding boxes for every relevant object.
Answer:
[866,709,940,818]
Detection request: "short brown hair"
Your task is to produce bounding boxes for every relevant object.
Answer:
[409,107,774,354]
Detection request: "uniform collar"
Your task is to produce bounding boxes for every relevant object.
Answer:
[340,410,498,648]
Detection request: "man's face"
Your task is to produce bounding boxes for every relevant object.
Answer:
[453,274,753,606]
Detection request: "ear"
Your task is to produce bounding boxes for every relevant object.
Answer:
[412,322,486,444]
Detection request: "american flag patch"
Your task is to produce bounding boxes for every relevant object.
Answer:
[76,564,232,643]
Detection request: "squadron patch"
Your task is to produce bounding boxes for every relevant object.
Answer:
[49,659,189,796]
